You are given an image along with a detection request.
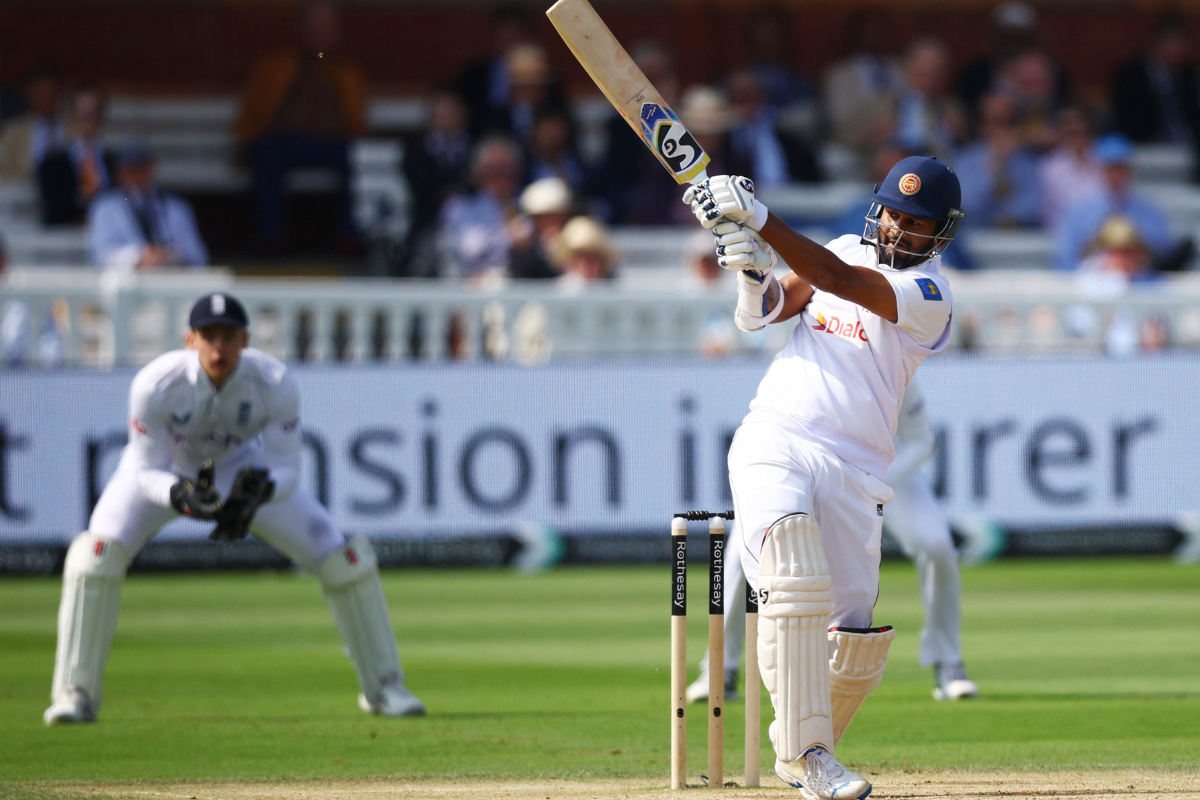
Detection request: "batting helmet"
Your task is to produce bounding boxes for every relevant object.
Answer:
[861,156,964,269]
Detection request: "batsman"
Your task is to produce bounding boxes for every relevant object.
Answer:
[685,157,962,800]
[44,293,425,724]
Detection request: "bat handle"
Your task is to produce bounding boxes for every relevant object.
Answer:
[689,170,709,186]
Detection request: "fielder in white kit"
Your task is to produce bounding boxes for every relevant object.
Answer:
[44,293,425,724]
[687,378,978,707]
[684,156,963,800]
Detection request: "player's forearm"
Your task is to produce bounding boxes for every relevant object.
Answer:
[759,214,899,322]
[885,437,935,489]
[773,271,814,323]
[138,468,180,507]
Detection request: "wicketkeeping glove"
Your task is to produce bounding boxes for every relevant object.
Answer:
[712,221,776,272]
[209,467,275,542]
[169,460,222,520]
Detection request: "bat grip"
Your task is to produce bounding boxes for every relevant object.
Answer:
[689,170,709,186]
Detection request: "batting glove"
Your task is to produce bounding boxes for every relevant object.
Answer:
[712,221,776,272]
[683,175,769,230]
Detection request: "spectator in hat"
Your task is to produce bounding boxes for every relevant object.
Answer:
[88,139,208,271]
[0,69,65,181]
[37,86,115,225]
[1056,134,1177,271]
[509,176,570,280]
[554,215,617,290]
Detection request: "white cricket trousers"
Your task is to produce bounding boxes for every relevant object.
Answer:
[90,454,344,571]
[883,473,962,667]
[728,419,893,630]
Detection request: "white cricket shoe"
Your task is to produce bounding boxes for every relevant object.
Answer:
[685,667,739,703]
[358,679,427,717]
[44,685,96,725]
[933,662,979,701]
[776,746,872,800]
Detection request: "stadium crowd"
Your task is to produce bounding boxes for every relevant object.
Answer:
[0,2,1196,283]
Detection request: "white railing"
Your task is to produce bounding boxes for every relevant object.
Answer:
[3,268,1200,367]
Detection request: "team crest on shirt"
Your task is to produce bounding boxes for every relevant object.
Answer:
[899,173,921,195]
[914,277,942,301]
[811,311,869,344]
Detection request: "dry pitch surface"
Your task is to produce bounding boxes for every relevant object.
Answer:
[13,771,1200,800]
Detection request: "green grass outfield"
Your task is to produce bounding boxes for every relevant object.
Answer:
[0,557,1197,783]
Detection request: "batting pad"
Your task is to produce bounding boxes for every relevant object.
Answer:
[829,626,895,744]
[757,513,834,762]
[51,534,131,709]
[317,536,403,703]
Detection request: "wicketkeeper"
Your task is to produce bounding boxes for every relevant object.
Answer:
[44,293,425,724]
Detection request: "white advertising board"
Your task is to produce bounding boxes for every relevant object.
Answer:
[0,355,1195,545]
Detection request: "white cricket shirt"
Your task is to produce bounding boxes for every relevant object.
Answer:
[746,234,953,479]
[120,348,302,508]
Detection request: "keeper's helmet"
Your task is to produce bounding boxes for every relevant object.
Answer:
[861,156,964,270]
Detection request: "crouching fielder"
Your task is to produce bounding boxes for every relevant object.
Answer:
[44,293,425,725]
[685,157,962,799]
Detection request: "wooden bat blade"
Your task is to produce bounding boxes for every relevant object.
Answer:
[546,0,709,185]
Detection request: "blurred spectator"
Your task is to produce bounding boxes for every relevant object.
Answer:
[88,139,208,271]
[994,48,1063,151]
[525,109,585,192]
[1056,134,1178,271]
[685,228,725,290]
[953,92,1041,230]
[957,2,1069,126]
[453,5,536,136]
[628,86,750,226]
[1111,16,1200,149]
[236,1,366,251]
[554,216,616,289]
[37,86,114,225]
[0,69,64,181]
[439,136,522,280]
[510,176,570,280]
[597,40,680,222]
[822,11,904,155]
[403,90,472,277]
[477,44,567,148]
[727,69,821,187]
[891,38,966,158]
[1069,216,1168,356]
[1038,105,1104,229]
[742,9,814,111]
[0,232,65,365]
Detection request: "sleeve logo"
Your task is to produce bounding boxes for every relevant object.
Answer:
[915,277,942,301]
[899,173,922,195]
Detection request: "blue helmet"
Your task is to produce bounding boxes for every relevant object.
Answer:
[862,156,965,269]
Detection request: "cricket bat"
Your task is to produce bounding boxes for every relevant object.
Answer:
[546,0,710,186]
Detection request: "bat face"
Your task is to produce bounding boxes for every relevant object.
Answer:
[640,103,709,184]
[546,0,710,186]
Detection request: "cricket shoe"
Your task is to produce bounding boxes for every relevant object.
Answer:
[685,667,739,703]
[359,679,427,717]
[932,662,979,701]
[775,746,872,800]
[44,685,96,725]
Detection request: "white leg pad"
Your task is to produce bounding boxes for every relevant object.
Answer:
[829,626,895,744]
[757,513,834,762]
[51,534,131,711]
[317,536,404,703]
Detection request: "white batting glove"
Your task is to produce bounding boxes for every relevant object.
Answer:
[684,175,769,230]
[735,267,784,332]
[712,221,776,272]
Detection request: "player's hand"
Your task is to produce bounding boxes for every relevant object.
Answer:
[686,175,769,231]
[209,467,274,542]
[712,221,776,272]
[169,460,222,520]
